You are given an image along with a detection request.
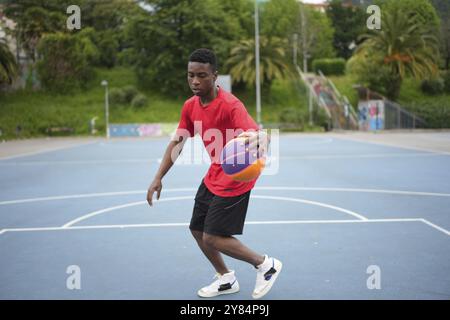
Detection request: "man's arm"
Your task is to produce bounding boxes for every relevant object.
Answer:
[147,137,187,206]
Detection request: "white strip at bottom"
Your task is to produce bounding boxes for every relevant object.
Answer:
[0,218,448,237]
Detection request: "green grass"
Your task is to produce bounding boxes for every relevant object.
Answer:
[235,77,309,123]
[0,86,106,139]
[0,68,323,140]
[328,74,359,108]
[0,67,185,139]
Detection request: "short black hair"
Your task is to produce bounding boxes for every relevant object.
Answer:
[188,48,217,72]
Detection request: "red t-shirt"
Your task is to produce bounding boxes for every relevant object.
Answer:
[175,87,259,197]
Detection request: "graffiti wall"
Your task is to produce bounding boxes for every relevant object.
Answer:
[358,100,384,131]
[110,123,178,137]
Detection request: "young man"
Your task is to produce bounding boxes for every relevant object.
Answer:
[146,48,282,299]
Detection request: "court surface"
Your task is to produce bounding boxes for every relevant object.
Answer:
[0,132,449,299]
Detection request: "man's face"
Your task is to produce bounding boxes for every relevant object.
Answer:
[187,62,217,97]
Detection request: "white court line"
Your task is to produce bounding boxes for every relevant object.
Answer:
[0,189,193,205]
[0,158,161,165]
[420,219,450,236]
[278,152,440,160]
[62,197,192,228]
[250,195,367,220]
[2,187,450,206]
[332,135,450,156]
[61,195,367,228]
[254,187,450,197]
[0,152,440,166]
[1,218,449,237]
[0,141,98,161]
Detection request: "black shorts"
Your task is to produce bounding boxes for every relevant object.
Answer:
[189,181,251,236]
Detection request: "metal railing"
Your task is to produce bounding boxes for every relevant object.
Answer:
[318,70,359,130]
[296,65,332,120]
[384,100,427,129]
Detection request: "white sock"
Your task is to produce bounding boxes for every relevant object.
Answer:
[257,255,271,271]
[221,270,236,282]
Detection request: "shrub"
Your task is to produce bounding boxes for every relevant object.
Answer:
[314,106,331,131]
[346,55,391,96]
[131,93,148,108]
[123,85,139,103]
[117,48,137,66]
[96,30,119,68]
[443,72,450,94]
[279,108,305,129]
[406,98,450,128]
[109,88,126,105]
[312,58,346,76]
[420,78,445,95]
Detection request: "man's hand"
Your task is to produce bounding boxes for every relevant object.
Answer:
[238,130,270,158]
[147,178,162,206]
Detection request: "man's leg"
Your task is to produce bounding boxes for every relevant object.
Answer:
[202,233,265,267]
[203,233,282,299]
[191,229,229,275]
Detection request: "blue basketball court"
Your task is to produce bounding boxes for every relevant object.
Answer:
[0,133,449,299]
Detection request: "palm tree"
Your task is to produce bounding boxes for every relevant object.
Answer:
[0,39,18,85]
[226,36,292,93]
[355,6,440,100]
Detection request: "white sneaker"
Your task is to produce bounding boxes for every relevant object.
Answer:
[197,270,240,298]
[252,255,282,299]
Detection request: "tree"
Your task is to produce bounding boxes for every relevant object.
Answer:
[295,4,336,71]
[95,30,119,68]
[355,6,440,100]
[37,32,92,92]
[440,14,450,69]
[3,0,68,61]
[326,0,366,59]
[226,36,292,92]
[379,0,440,32]
[430,0,450,69]
[0,39,18,85]
[3,0,137,69]
[18,7,66,62]
[259,0,336,70]
[128,0,250,96]
[219,0,254,38]
[214,0,254,62]
[81,0,138,31]
[261,0,299,39]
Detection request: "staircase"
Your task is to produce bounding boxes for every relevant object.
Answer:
[297,66,359,130]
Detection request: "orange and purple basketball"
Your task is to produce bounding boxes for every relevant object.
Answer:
[220,137,265,182]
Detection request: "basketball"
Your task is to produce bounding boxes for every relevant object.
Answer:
[220,137,266,182]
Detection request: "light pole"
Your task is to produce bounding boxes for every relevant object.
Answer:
[101,80,110,139]
[299,2,313,126]
[300,2,308,74]
[293,33,298,66]
[254,0,262,127]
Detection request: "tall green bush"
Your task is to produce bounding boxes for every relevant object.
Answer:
[37,33,93,92]
[312,58,346,75]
